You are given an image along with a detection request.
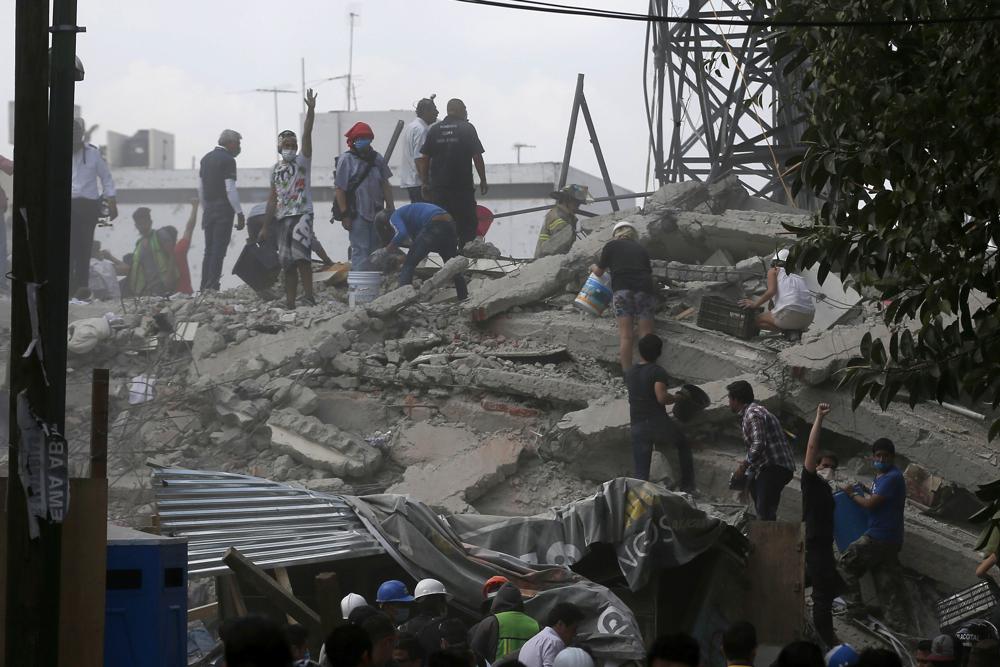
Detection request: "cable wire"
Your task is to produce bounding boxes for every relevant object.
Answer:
[456,0,1000,26]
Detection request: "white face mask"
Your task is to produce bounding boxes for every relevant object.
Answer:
[281,148,297,162]
[817,468,836,483]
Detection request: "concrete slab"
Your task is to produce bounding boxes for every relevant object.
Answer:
[390,422,479,467]
[312,390,389,434]
[266,408,382,479]
[386,433,526,513]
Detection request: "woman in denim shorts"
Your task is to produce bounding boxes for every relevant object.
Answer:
[590,220,656,371]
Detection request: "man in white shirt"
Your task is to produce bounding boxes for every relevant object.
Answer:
[70,117,117,294]
[518,603,584,667]
[399,96,438,203]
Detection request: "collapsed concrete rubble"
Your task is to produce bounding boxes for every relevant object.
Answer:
[1,176,996,650]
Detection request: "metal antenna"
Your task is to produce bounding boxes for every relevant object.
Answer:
[254,87,298,137]
[513,143,535,164]
[347,11,359,111]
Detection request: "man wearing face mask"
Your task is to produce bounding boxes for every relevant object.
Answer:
[199,128,245,291]
[70,117,118,294]
[262,89,317,309]
[802,403,841,648]
[838,437,908,627]
[335,122,394,270]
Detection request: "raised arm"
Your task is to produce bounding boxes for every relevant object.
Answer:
[183,197,199,242]
[302,89,316,159]
[805,403,831,473]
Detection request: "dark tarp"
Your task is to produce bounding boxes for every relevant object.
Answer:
[348,478,740,662]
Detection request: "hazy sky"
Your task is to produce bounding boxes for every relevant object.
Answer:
[1,0,656,192]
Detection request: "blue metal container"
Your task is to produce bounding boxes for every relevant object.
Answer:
[833,485,870,552]
[104,525,188,667]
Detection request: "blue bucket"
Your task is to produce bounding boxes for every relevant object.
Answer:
[574,272,613,316]
[833,484,870,552]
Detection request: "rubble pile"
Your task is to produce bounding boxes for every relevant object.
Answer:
[0,177,994,619]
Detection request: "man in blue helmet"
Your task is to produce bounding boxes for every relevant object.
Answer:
[376,580,414,627]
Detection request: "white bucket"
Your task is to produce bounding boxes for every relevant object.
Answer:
[573,272,613,316]
[348,271,382,308]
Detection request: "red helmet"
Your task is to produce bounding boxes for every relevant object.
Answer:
[482,576,510,600]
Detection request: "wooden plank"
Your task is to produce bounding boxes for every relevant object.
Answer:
[314,572,342,648]
[188,602,219,624]
[1,478,108,667]
[745,521,804,644]
[217,575,248,620]
[222,548,321,632]
[274,567,296,624]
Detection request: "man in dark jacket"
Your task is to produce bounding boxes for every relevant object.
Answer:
[468,583,540,663]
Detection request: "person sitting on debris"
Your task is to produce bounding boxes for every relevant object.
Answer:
[262,89,318,309]
[773,641,825,667]
[372,203,468,300]
[469,582,540,663]
[534,184,592,258]
[826,644,861,667]
[88,241,127,301]
[722,621,757,667]
[726,380,795,521]
[401,578,455,655]
[624,334,694,491]
[439,618,489,667]
[343,593,370,621]
[127,206,178,297]
[647,633,700,667]
[172,197,199,295]
[591,220,656,372]
[335,121,395,270]
[518,602,585,667]
[221,615,294,667]
[395,633,427,667]
[363,613,400,667]
[325,623,373,667]
[738,248,815,342]
[802,403,842,647]
[286,623,321,667]
[376,580,415,626]
[838,438,908,626]
[479,575,510,616]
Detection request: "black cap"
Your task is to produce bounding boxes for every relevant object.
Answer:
[872,438,895,456]
[416,95,437,114]
[726,380,754,404]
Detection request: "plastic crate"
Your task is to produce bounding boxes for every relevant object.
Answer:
[696,296,761,339]
[935,580,1000,632]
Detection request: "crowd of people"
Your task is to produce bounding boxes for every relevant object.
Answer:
[214,575,1000,667]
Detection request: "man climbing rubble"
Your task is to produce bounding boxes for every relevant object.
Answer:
[738,249,815,342]
[468,582,540,663]
[372,203,468,300]
[625,334,694,492]
[838,438,909,627]
[534,184,591,258]
[726,380,795,521]
[262,88,318,309]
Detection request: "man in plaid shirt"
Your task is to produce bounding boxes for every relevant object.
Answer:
[727,380,795,520]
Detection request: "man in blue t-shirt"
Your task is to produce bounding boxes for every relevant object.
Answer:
[372,203,468,300]
[838,438,909,627]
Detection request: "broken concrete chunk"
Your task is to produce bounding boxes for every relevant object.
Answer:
[419,256,470,298]
[192,327,227,359]
[391,422,479,467]
[364,285,419,318]
[266,408,382,479]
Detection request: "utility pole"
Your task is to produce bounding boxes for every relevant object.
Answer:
[6,0,82,663]
[254,87,298,138]
[346,11,358,111]
[513,143,535,164]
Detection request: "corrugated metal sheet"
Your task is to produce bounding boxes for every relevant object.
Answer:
[151,466,384,576]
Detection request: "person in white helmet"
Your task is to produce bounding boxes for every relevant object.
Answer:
[342,593,369,620]
[553,647,595,667]
[400,578,453,654]
[738,248,815,341]
[590,220,656,372]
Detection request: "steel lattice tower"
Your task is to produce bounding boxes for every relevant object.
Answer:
[647,0,804,203]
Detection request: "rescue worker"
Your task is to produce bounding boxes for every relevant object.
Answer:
[739,248,815,342]
[341,593,369,621]
[591,220,656,372]
[802,403,841,647]
[375,580,414,626]
[127,207,177,297]
[480,575,510,616]
[838,438,909,627]
[334,121,394,270]
[534,184,591,258]
[468,583,540,663]
[399,96,439,203]
[400,578,453,655]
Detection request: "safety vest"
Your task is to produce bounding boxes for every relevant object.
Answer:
[494,611,540,661]
[130,231,176,296]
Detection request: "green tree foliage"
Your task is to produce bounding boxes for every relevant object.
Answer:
[773,0,1000,436]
